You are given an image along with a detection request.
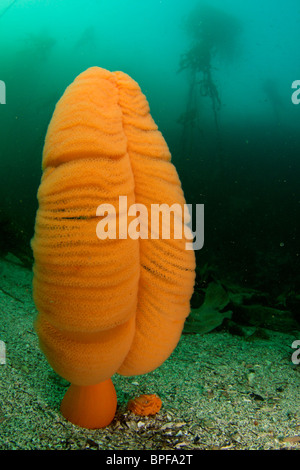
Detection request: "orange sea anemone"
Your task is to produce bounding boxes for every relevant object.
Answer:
[31,66,195,429]
[127,394,162,416]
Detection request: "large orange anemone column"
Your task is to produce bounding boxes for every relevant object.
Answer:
[31,67,195,429]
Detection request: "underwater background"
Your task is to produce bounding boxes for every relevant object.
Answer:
[0,0,299,451]
[0,0,299,302]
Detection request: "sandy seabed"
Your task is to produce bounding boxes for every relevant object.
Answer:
[0,256,299,451]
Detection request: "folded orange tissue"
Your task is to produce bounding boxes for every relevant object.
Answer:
[31,67,195,429]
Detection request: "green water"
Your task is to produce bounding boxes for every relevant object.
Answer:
[0,0,299,321]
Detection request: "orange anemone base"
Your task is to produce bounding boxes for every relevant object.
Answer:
[60,378,117,429]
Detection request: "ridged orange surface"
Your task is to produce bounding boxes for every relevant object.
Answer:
[31,67,195,427]
[127,394,162,416]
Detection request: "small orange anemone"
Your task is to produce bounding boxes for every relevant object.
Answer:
[127,394,162,416]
